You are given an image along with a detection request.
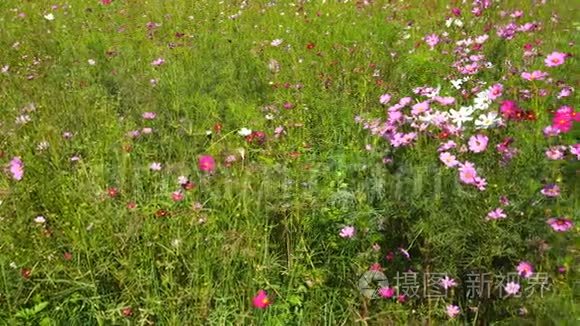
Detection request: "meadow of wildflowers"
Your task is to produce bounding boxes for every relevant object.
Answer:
[0,0,578,324]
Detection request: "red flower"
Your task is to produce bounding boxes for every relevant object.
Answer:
[107,187,119,198]
[182,181,196,190]
[155,209,169,218]
[213,122,222,134]
[63,252,73,261]
[306,42,315,50]
[122,307,133,317]
[21,268,31,279]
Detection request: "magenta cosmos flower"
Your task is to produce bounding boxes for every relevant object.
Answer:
[198,155,216,173]
[545,52,566,67]
[547,217,573,232]
[378,286,395,298]
[252,290,271,309]
[516,261,534,278]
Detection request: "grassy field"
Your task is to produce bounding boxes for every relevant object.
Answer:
[0,0,578,324]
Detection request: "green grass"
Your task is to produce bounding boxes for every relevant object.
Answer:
[0,0,578,324]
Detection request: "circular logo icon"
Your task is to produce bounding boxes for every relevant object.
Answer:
[358,270,389,299]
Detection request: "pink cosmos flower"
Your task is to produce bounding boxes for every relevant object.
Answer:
[379,93,392,104]
[540,184,560,197]
[446,305,460,318]
[101,0,112,4]
[411,101,430,116]
[486,208,507,221]
[149,162,162,171]
[8,157,24,181]
[545,146,565,160]
[171,190,184,202]
[499,195,510,206]
[557,86,573,99]
[399,97,412,106]
[474,176,487,191]
[440,276,457,290]
[151,58,165,66]
[398,247,410,259]
[521,70,548,81]
[468,134,489,153]
[543,126,561,137]
[488,83,503,100]
[177,175,188,185]
[339,226,355,238]
[434,96,455,106]
[438,140,457,152]
[504,282,520,296]
[198,155,216,173]
[424,34,440,50]
[544,52,566,67]
[142,112,156,120]
[127,130,140,138]
[252,290,271,309]
[570,144,580,159]
[378,287,395,298]
[439,152,459,167]
[369,263,382,271]
[547,217,573,232]
[516,261,534,278]
[458,161,478,184]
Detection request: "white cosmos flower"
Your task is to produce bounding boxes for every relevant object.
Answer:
[270,39,283,47]
[473,91,491,110]
[44,13,55,21]
[449,106,475,127]
[475,112,501,129]
[445,18,453,28]
[238,127,252,136]
[451,79,463,90]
